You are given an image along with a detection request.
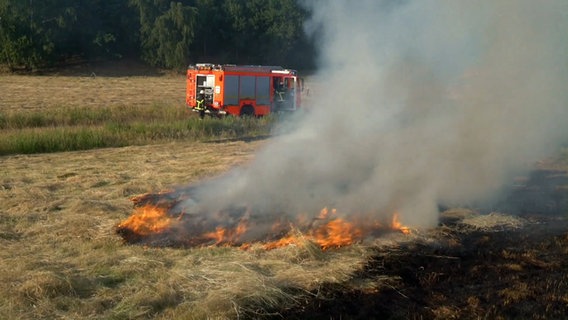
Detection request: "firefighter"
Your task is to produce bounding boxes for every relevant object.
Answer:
[195,90,206,119]
[275,81,286,101]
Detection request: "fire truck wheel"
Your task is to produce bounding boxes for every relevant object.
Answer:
[240,105,255,117]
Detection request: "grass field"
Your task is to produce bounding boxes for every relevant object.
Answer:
[1,67,567,319]
[0,69,373,319]
[0,73,183,112]
[0,139,375,319]
[0,70,274,155]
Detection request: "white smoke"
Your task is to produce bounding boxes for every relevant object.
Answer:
[185,0,568,228]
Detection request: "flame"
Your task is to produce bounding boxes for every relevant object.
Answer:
[317,207,336,220]
[310,218,362,249]
[117,205,172,235]
[262,234,302,250]
[391,212,411,235]
[261,218,362,250]
[203,227,227,244]
[117,197,412,249]
[202,220,249,245]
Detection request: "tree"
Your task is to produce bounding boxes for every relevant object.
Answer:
[192,0,228,62]
[130,0,197,69]
[0,0,140,69]
[219,0,314,68]
[0,0,316,71]
[0,0,47,69]
[84,0,139,60]
[255,0,311,66]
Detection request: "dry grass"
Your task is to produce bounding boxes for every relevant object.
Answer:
[459,212,526,232]
[0,139,372,319]
[0,74,184,112]
[0,72,276,156]
[2,71,370,318]
[2,70,567,319]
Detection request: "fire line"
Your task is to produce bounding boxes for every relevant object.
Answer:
[116,193,411,250]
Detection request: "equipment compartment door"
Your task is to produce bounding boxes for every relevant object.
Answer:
[197,75,215,103]
[224,75,239,105]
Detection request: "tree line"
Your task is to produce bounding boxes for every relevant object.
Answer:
[0,0,316,71]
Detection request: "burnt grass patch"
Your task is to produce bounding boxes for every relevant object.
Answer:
[278,169,568,319]
[278,216,568,319]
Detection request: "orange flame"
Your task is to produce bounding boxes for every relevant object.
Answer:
[311,218,362,249]
[202,220,249,245]
[117,201,412,249]
[261,218,362,250]
[262,234,302,250]
[391,212,411,234]
[117,205,172,235]
[317,207,337,220]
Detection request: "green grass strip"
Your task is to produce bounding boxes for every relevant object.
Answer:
[0,112,274,155]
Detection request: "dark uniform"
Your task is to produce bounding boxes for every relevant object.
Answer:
[276,82,286,101]
[195,91,205,119]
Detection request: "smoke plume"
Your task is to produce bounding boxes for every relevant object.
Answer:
[181,0,568,228]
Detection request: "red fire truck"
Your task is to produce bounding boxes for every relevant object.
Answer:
[186,63,301,117]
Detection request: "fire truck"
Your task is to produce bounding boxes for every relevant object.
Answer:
[186,63,301,117]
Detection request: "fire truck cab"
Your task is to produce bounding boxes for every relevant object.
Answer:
[186,63,301,117]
